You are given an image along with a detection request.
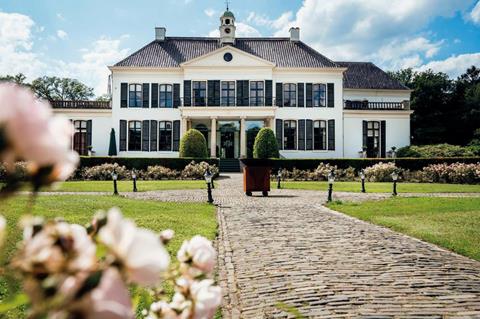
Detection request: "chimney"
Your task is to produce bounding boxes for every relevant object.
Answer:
[155,27,166,41]
[289,27,300,42]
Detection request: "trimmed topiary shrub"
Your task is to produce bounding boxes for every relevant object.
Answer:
[253,128,279,159]
[397,144,476,158]
[179,129,208,158]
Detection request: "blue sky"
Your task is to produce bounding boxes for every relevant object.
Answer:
[1,0,480,96]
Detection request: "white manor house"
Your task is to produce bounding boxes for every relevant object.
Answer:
[53,9,412,161]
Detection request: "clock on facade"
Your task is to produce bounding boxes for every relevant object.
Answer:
[223,52,233,62]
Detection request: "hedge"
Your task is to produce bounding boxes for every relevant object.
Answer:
[270,157,480,171]
[79,157,219,171]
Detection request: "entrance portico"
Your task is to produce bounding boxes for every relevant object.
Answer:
[180,106,276,158]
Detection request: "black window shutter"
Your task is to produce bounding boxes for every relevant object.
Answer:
[142,120,150,151]
[242,81,249,106]
[236,80,243,106]
[298,83,305,107]
[86,120,92,148]
[151,83,158,108]
[327,83,334,108]
[381,120,386,157]
[306,119,313,150]
[173,83,181,108]
[120,83,128,108]
[150,120,158,151]
[265,80,272,106]
[183,80,191,106]
[214,80,220,106]
[142,83,149,108]
[275,82,283,107]
[306,83,313,108]
[298,119,305,150]
[362,120,368,150]
[207,80,215,106]
[328,119,335,150]
[119,120,127,151]
[276,119,283,150]
[172,120,181,151]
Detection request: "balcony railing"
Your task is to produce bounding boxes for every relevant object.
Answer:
[51,100,111,109]
[344,100,409,110]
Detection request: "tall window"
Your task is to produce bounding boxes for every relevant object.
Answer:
[283,83,297,107]
[73,120,88,155]
[129,84,142,107]
[159,84,173,107]
[367,121,380,157]
[283,120,297,150]
[128,121,142,151]
[193,81,206,106]
[313,84,326,107]
[313,120,327,150]
[159,121,173,151]
[250,81,264,106]
[221,81,235,106]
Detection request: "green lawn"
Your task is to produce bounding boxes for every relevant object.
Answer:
[276,181,480,193]
[38,180,207,192]
[328,197,480,261]
[0,195,217,317]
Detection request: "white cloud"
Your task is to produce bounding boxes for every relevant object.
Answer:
[0,12,45,78]
[208,22,261,37]
[417,52,480,78]
[471,1,480,24]
[204,8,216,17]
[56,13,65,21]
[54,35,130,95]
[57,30,68,40]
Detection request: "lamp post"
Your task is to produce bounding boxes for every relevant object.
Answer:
[359,169,366,193]
[112,171,119,196]
[391,171,398,196]
[327,170,335,202]
[204,170,214,204]
[277,168,282,189]
[132,169,138,192]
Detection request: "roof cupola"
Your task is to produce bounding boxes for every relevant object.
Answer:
[219,5,235,45]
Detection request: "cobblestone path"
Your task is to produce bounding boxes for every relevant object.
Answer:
[130,174,480,318]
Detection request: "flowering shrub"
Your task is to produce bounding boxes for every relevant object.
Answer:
[421,162,480,184]
[145,165,179,180]
[181,161,219,179]
[364,162,403,182]
[80,163,130,180]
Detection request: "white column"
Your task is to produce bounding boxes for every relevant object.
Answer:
[266,117,275,130]
[181,117,188,138]
[240,116,247,158]
[210,117,217,158]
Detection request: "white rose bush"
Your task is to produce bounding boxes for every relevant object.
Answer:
[0,83,221,318]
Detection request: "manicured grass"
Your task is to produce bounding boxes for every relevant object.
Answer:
[328,197,480,261]
[276,181,480,193]
[0,195,217,317]
[38,180,207,192]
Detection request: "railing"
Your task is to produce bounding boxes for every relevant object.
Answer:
[344,100,409,110]
[184,97,275,107]
[50,100,111,109]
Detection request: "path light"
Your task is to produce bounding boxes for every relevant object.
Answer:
[204,169,214,204]
[277,167,282,189]
[132,169,138,192]
[112,171,119,196]
[391,171,398,196]
[359,169,366,193]
[327,169,335,202]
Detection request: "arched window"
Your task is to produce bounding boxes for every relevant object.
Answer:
[283,120,297,150]
[313,120,327,150]
[283,83,297,107]
[159,84,173,107]
[73,120,88,155]
[313,84,326,107]
[129,84,142,107]
[128,121,142,151]
[159,121,173,151]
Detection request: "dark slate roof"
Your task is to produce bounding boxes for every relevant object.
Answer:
[114,37,339,68]
[336,61,409,90]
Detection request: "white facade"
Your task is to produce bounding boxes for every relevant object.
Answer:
[55,11,412,160]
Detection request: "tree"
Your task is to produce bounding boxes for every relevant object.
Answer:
[31,76,94,101]
[0,73,28,85]
[96,94,111,102]
[179,129,208,158]
[387,68,415,89]
[253,128,279,159]
[108,128,117,156]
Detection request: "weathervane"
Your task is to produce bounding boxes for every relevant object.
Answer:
[225,0,230,11]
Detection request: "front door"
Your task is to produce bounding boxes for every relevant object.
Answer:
[366,121,380,157]
[221,131,235,158]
